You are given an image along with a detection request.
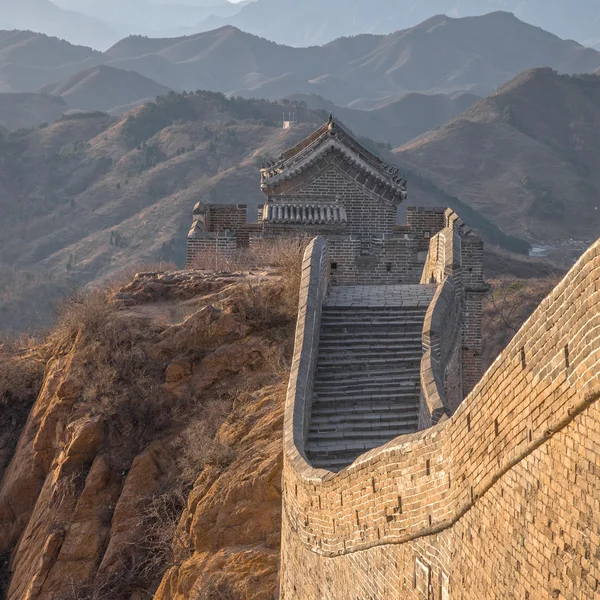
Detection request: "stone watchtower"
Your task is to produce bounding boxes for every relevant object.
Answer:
[185,117,486,397]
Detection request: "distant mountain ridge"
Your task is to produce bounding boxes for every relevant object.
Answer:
[1,12,599,110]
[189,0,600,49]
[0,0,122,50]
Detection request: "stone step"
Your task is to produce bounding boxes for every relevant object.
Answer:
[320,322,425,332]
[307,431,413,453]
[310,404,419,427]
[310,406,419,422]
[313,392,420,407]
[318,345,422,357]
[313,381,420,395]
[314,368,421,384]
[311,395,419,414]
[321,314,426,322]
[319,336,423,345]
[322,308,429,317]
[319,332,423,342]
[316,357,421,371]
[309,415,418,432]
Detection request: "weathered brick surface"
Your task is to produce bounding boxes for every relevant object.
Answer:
[281,236,600,600]
[185,233,237,268]
[407,207,447,252]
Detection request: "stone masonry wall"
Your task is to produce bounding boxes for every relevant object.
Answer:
[202,204,247,233]
[268,157,397,236]
[407,207,447,252]
[281,236,600,600]
[185,233,237,268]
[419,277,462,429]
[328,235,420,285]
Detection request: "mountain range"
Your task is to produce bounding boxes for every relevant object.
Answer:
[0,67,596,331]
[5,0,600,52]
[190,0,600,49]
[1,12,599,122]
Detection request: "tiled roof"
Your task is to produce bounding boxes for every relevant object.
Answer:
[260,117,407,201]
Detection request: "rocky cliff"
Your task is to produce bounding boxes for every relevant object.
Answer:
[0,265,297,600]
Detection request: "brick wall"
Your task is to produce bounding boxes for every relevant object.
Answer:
[281,236,600,600]
[185,232,237,268]
[407,207,447,252]
[419,276,462,429]
[328,235,420,285]
[266,153,398,237]
[421,210,486,400]
[200,203,247,233]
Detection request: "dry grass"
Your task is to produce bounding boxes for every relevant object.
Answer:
[208,238,306,330]
[0,336,46,409]
[190,237,306,316]
[192,575,241,600]
[176,399,236,488]
[49,287,178,463]
[0,335,46,479]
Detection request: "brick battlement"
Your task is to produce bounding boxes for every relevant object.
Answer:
[280,236,600,599]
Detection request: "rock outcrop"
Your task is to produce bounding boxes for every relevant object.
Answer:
[0,268,294,600]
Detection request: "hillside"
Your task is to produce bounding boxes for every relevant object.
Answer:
[0,30,101,93]
[0,89,538,332]
[2,13,600,107]
[0,266,298,599]
[0,92,321,331]
[0,93,67,129]
[52,0,241,35]
[102,13,600,102]
[40,65,173,112]
[397,68,600,246]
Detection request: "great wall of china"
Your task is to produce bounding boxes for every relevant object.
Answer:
[281,228,600,599]
[187,118,600,599]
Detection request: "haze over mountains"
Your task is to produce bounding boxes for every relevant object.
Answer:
[0,68,597,327]
[2,0,600,52]
[1,11,599,133]
[190,0,600,49]
[0,8,599,330]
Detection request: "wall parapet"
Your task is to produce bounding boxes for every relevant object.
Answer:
[419,276,462,428]
[284,236,332,482]
[281,235,600,598]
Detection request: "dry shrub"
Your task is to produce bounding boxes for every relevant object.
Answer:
[191,238,307,320]
[0,336,46,476]
[0,336,45,409]
[253,237,305,314]
[177,400,236,488]
[189,248,254,272]
[50,288,174,456]
[135,488,192,581]
[193,574,240,600]
[51,288,115,348]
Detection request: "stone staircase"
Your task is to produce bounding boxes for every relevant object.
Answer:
[306,284,437,471]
